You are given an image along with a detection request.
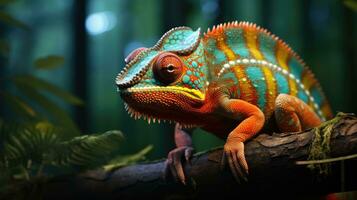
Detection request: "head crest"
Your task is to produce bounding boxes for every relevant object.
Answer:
[154,27,201,53]
[116,27,201,88]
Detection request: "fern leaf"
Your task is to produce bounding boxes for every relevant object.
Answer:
[51,130,124,169]
[0,122,60,167]
[103,145,153,171]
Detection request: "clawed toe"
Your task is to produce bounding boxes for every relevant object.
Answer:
[221,141,249,183]
[163,146,194,185]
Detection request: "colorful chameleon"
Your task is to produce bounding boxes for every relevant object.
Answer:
[116,21,333,184]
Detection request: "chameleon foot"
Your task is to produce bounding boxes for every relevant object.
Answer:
[221,141,248,183]
[163,146,194,185]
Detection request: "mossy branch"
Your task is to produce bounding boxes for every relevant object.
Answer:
[36,113,357,200]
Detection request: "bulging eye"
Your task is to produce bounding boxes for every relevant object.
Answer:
[125,47,147,64]
[153,53,183,85]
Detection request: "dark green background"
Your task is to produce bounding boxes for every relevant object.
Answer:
[1,0,356,159]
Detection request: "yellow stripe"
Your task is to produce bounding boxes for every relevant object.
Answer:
[276,43,289,70]
[233,66,256,104]
[302,71,315,91]
[216,36,236,60]
[289,79,298,96]
[276,46,297,97]
[244,28,264,60]
[128,86,205,101]
[262,67,276,117]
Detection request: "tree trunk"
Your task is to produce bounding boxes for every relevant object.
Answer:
[43,113,357,200]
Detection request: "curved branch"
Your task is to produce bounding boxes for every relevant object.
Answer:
[43,113,357,200]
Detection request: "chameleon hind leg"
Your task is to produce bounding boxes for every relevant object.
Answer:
[274,94,322,132]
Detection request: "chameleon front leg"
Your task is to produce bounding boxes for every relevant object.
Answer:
[164,123,194,185]
[218,96,265,182]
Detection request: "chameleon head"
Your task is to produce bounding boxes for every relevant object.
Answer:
[116,27,209,124]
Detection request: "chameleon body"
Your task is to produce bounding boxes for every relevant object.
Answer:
[116,21,333,183]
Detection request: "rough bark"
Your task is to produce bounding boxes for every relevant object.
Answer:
[43,113,357,200]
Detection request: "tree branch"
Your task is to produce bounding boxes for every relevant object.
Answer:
[43,113,357,200]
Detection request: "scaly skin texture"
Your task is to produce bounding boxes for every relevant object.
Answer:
[116,21,333,184]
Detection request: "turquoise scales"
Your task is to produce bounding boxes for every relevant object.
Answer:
[203,22,333,121]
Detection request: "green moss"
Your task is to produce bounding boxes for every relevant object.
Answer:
[307,113,344,175]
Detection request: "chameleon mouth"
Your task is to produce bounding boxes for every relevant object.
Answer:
[126,86,205,101]
[121,86,204,128]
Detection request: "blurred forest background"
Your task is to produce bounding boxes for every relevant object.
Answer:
[0,0,356,161]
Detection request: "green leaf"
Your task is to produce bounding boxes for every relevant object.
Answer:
[0,91,36,118]
[103,145,153,171]
[0,11,29,30]
[12,74,83,105]
[0,39,10,57]
[52,130,124,168]
[344,0,357,11]
[34,55,65,70]
[0,122,60,166]
[13,83,81,137]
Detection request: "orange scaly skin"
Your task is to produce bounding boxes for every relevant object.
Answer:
[116,21,333,184]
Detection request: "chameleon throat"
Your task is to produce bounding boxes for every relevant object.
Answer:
[123,102,199,128]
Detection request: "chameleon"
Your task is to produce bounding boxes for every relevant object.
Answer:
[115,21,333,184]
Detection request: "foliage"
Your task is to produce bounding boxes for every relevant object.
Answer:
[0,121,131,179]
[0,2,153,199]
[34,55,65,70]
[344,0,357,11]
[0,1,81,134]
[0,120,152,199]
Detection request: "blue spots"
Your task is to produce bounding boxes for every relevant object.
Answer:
[297,89,308,103]
[258,33,277,64]
[274,72,289,94]
[225,28,250,58]
[197,57,204,63]
[178,44,207,91]
[245,66,267,110]
[288,58,303,80]
[311,86,322,106]
[182,75,190,84]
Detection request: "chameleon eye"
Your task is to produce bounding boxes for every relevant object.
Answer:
[125,47,147,64]
[153,53,183,85]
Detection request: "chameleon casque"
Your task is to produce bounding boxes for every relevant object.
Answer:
[116,21,333,184]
